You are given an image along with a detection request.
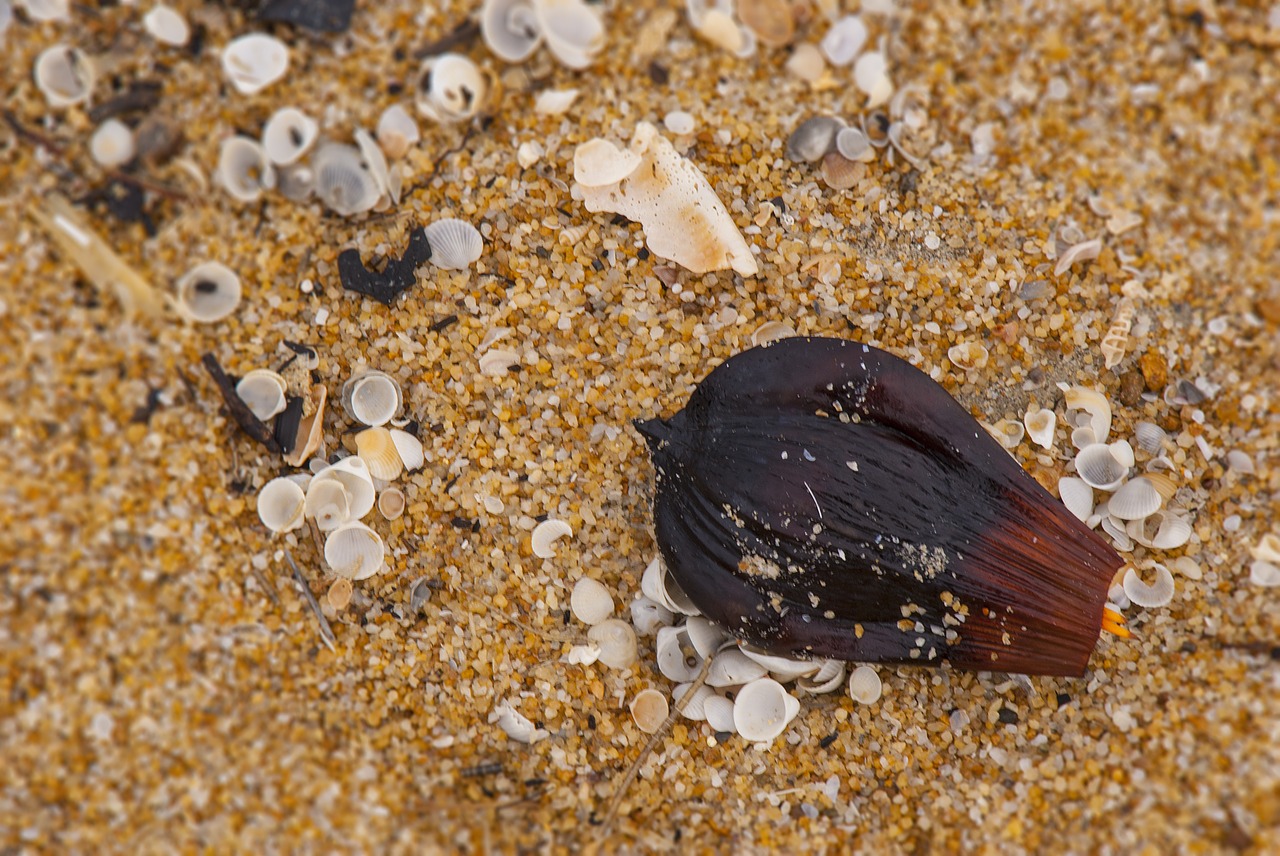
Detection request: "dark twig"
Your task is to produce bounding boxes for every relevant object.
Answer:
[412,18,481,60]
[285,549,336,651]
[200,353,283,453]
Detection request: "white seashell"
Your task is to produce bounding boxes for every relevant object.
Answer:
[491,700,548,743]
[275,163,314,201]
[1110,439,1135,469]
[1226,449,1255,474]
[355,426,403,481]
[835,126,871,161]
[751,320,797,347]
[673,682,715,721]
[1250,561,1280,588]
[343,371,401,426]
[786,115,843,163]
[1107,476,1163,521]
[853,50,893,107]
[534,87,579,114]
[570,577,614,625]
[221,33,288,95]
[174,261,241,323]
[629,595,673,636]
[34,45,95,108]
[1054,238,1103,277]
[785,42,826,83]
[1132,421,1166,454]
[531,518,572,558]
[629,689,668,734]
[1024,407,1056,449]
[1170,555,1202,581]
[573,138,642,187]
[481,494,505,514]
[1149,513,1191,550]
[20,0,69,22]
[1107,583,1130,610]
[685,616,731,658]
[847,665,882,704]
[733,678,801,742]
[262,107,318,166]
[947,341,989,372]
[235,369,288,421]
[375,104,420,159]
[324,521,384,580]
[737,647,820,682]
[143,5,189,46]
[989,418,1024,449]
[1061,384,1112,443]
[516,139,544,168]
[564,642,600,665]
[1101,515,1133,552]
[424,218,484,270]
[1070,425,1096,451]
[655,625,702,682]
[90,119,135,168]
[377,486,406,520]
[389,428,425,471]
[478,348,520,376]
[354,128,396,205]
[1252,534,1280,564]
[639,556,700,615]
[535,0,606,69]
[482,0,543,63]
[664,110,695,136]
[305,478,351,531]
[587,618,638,669]
[798,660,846,695]
[284,384,327,468]
[1057,477,1094,523]
[1123,563,1174,608]
[218,136,275,203]
[415,53,487,122]
[313,456,376,520]
[703,694,737,734]
[706,649,768,688]
[821,15,867,66]
[312,142,380,216]
[1075,443,1128,491]
[256,477,306,533]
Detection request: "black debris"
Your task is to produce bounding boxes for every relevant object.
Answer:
[338,227,432,306]
[258,0,356,33]
[997,707,1019,724]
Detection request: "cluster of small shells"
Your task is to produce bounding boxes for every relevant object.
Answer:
[480,0,605,69]
[555,558,883,745]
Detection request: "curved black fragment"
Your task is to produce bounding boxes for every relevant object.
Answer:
[637,337,1123,677]
[338,228,432,306]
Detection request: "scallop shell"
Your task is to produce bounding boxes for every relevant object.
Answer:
[655,625,703,682]
[262,107,318,166]
[175,261,241,323]
[1061,384,1112,443]
[573,138,641,187]
[375,104,420,159]
[685,616,731,658]
[786,115,843,163]
[256,477,306,533]
[482,0,543,63]
[235,369,288,421]
[989,418,1025,450]
[1024,407,1056,450]
[305,477,352,531]
[34,44,95,108]
[283,383,327,468]
[218,136,275,203]
[535,0,606,69]
[948,341,989,372]
[673,682,715,721]
[1133,421,1167,454]
[312,456,376,520]
[143,4,189,46]
[847,665,883,704]
[820,15,867,66]
[703,694,737,734]
[389,428,425,471]
[853,50,893,107]
[570,577,614,626]
[1122,564,1174,608]
[343,371,402,427]
[629,595,674,636]
[377,486,406,520]
[798,659,846,695]
[424,218,484,270]
[1057,477,1095,523]
[90,119,135,168]
[1075,443,1128,491]
[312,142,381,216]
[324,521,384,580]
[221,33,288,95]
[355,426,403,481]
[820,151,864,190]
[733,678,801,742]
[707,648,769,688]
[629,689,668,734]
[835,126,872,161]
[1107,476,1163,521]
[531,518,572,558]
[415,53,487,122]
[587,618,638,669]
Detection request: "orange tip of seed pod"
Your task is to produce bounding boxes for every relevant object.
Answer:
[1101,606,1131,639]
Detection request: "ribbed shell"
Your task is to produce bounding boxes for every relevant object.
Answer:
[312,143,381,216]
[425,218,484,270]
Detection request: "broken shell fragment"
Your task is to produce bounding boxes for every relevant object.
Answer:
[355,426,404,481]
[143,4,189,46]
[531,518,573,558]
[90,119,136,168]
[218,136,275,203]
[312,142,381,216]
[737,648,821,682]
[570,577,615,626]
[797,659,846,695]
[820,15,867,66]
[343,371,402,427]
[389,428,425,471]
[629,689,669,734]
[424,218,484,270]
[655,625,703,682]
[706,648,768,688]
[283,384,327,468]
[257,476,306,533]
[1075,443,1129,491]
[481,0,543,63]
[262,107,318,166]
[853,50,893,107]
[375,104,420,159]
[1127,511,1191,550]
[948,341,989,372]
[685,615,731,658]
[377,486,406,520]
[34,45,95,108]
[235,369,289,421]
[415,53,487,122]
[573,138,642,187]
[737,0,794,46]
[175,261,241,322]
[733,678,801,742]
[587,618,638,668]
[1122,563,1174,608]
[1252,534,1280,564]
[1062,385,1112,443]
[1024,407,1056,449]
[1250,561,1280,588]
[534,0,606,68]
[847,665,883,704]
[312,456,375,520]
[492,701,548,743]
[221,33,288,95]
[751,320,797,347]
[989,419,1025,450]
[324,521,384,580]
[629,595,673,636]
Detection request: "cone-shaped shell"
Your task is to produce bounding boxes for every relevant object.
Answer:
[636,337,1123,677]
[257,477,306,533]
[733,678,801,742]
[355,426,403,481]
[324,521,384,580]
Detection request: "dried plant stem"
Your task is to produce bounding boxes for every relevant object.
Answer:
[201,353,283,453]
[285,549,336,651]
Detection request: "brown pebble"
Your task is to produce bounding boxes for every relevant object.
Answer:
[1118,370,1144,406]
[1255,296,1280,325]
[1139,350,1169,390]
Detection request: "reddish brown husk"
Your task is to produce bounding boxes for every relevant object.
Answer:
[637,337,1123,677]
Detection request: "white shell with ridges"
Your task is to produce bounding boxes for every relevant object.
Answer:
[704,694,737,734]
[344,371,402,427]
[312,457,375,520]
[355,426,403,481]
[797,660,846,695]
[673,682,714,721]
[570,577,614,625]
[587,618,637,668]
[733,678,800,742]
[1058,477,1094,523]
[1133,421,1167,454]
[175,261,241,323]
[685,616,731,658]
[1075,443,1128,491]
[389,428,425,471]
[425,218,484,270]
[1123,564,1174,608]
[221,33,288,95]
[324,521,384,580]
[257,477,306,533]
[1107,476,1163,521]
[847,665,883,704]
[313,142,381,216]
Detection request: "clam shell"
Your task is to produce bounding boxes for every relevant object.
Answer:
[703,694,737,734]
[535,0,606,69]
[482,0,543,63]
[853,50,893,107]
[786,115,844,163]
[221,33,288,95]
[1075,443,1128,491]
[629,595,674,636]
[389,428,425,471]
[821,15,867,66]
[324,521,384,580]
[573,138,642,187]
[415,53,487,122]
[1101,514,1134,552]
[1250,561,1280,588]
[847,665,883,704]
[305,477,351,531]
[143,4,189,46]
[257,477,306,533]
[531,518,572,558]
[175,261,241,323]
[218,136,275,203]
[835,126,872,161]
[685,615,731,658]
[90,119,135,168]
[34,44,95,108]
[820,151,864,190]
[587,618,638,669]
[706,648,768,688]
[1122,563,1174,608]
[797,659,847,695]
[375,104,420,159]
[283,383,327,468]
[673,682,715,721]
[1024,407,1056,450]
[534,87,579,114]
[733,678,801,742]
[377,486,406,520]
[948,341,989,372]
[355,426,403,481]
[1057,477,1095,523]
[629,689,668,734]
[1110,439,1135,469]
[655,625,703,682]
[312,142,381,216]
[738,647,820,683]
[343,371,402,427]
[327,577,353,610]
[989,418,1025,450]
[1061,385,1112,444]
[424,218,484,270]
[235,369,289,421]
[262,107,318,166]
[312,456,375,520]
[1149,513,1191,549]
[1107,476,1163,521]
[1133,421,1167,454]
[570,577,615,626]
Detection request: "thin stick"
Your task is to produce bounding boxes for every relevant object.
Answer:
[598,653,716,837]
[285,549,336,652]
[201,353,283,453]
[250,565,282,610]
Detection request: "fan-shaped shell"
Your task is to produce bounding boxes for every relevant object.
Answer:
[786,115,843,163]
[262,107,318,166]
[312,457,376,520]
[175,261,241,322]
[629,689,668,733]
[573,138,642,187]
[424,218,484,270]
[655,625,703,682]
[324,521,384,580]
[570,577,614,625]
[1057,477,1095,523]
[34,44,95,108]
[1133,421,1167,454]
[821,15,867,66]
[733,678,800,742]
[1101,514,1133,552]
[343,371,402,426]
[355,426,403,481]
[587,618,637,668]
[1107,476,1163,521]
[531,518,572,558]
[218,136,275,203]
[673,682,715,721]
[1024,407,1056,449]
[143,4,189,46]
[1075,443,1128,491]
[820,152,863,190]
[703,694,737,734]
[389,428,425,471]
[312,142,381,216]
[377,486,406,520]
[629,595,674,636]
[305,477,351,531]
[535,0,605,69]
[1110,439,1135,469]
[257,477,306,533]
[707,648,768,688]
[235,369,288,421]
[482,0,543,63]
[375,104,420,159]
[415,53,487,122]
[1122,564,1174,608]
[221,33,288,95]
[90,119,135,168]
[847,665,882,704]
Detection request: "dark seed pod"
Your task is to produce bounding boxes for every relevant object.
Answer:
[636,338,1123,677]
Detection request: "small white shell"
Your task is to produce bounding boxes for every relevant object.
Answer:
[570,577,614,625]
[218,136,275,203]
[235,369,288,421]
[534,87,579,114]
[377,486,406,520]
[535,0,606,69]
[343,371,402,427]
[820,15,867,66]
[751,321,797,347]
[564,643,600,665]
[655,625,702,682]
[424,218,484,270]
[733,678,801,742]
[703,694,737,734]
[305,478,351,531]
[221,33,289,95]
[948,341,989,372]
[354,426,403,481]
[1252,534,1280,563]
[797,660,846,695]
[262,107,318,166]
[673,682,715,721]
[1107,476,1163,521]
[853,50,893,107]
[478,348,521,376]
[685,616,731,659]
[1024,407,1056,450]
[312,456,376,520]
[1149,513,1192,550]
[354,128,397,204]
[1075,443,1128,491]
[587,618,638,669]
[312,142,381,216]
[324,521,384,580]
[737,647,820,682]
[389,428,425,471]
[629,595,673,636]
[375,104,420,159]
[1132,421,1167,454]
[256,477,306,533]
[143,5,189,46]
[482,0,543,63]
[1110,439,1135,469]
[835,126,871,161]
[491,701,548,743]
[34,45,95,108]
[1123,563,1174,608]
[1250,561,1280,588]
[989,418,1025,450]
[639,556,700,616]
[175,261,241,323]
[415,53,487,122]
[1058,477,1095,523]
[786,115,843,163]
[847,665,883,704]
[1071,425,1097,451]
[573,138,642,187]
[629,689,668,734]
[531,518,572,558]
[663,110,695,136]
[20,0,69,22]
[275,163,314,201]
[1062,384,1112,443]
[706,649,768,688]
[90,119,135,168]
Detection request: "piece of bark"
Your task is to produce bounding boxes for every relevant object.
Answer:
[201,353,283,453]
